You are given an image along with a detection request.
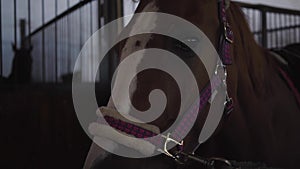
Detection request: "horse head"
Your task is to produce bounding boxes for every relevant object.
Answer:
[110,0,237,153]
[86,0,300,168]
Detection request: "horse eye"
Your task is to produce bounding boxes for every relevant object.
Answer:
[183,38,199,48]
[175,43,191,52]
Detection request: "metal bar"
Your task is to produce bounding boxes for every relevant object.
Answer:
[20,19,26,48]
[261,9,267,48]
[29,0,93,38]
[285,15,289,45]
[98,0,102,29]
[0,0,2,76]
[14,0,17,47]
[117,0,123,29]
[253,10,257,32]
[55,0,58,82]
[28,0,31,44]
[90,2,93,34]
[277,15,281,47]
[79,3,83,79]
[100,0,103,80]
[117,0,123,18]
[42,0,45,82]
[291,15,295,43]
[268,13,272,48]
[255,10,262,45]
[275,14,279,48]
[62,17,65,78]
[293,15,296,43]
[240,2,300,48]
[250,9,254,30]
[104,0,118,79]
[90,1,93,79]
[251,26,300,39]
[271,13,275,48]
[79,6,83,47]
[298,17,300,42]
[67,0,71,73]
[238,2,300,16]
[281,14,284,48]
[295,16,300,42]
[97,0,102,81]
[272,13,276,48]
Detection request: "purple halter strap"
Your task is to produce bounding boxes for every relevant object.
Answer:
[97,74,223,148]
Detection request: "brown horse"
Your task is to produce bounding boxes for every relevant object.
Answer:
[84,0,300,168]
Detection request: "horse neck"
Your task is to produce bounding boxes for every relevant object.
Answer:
[200,3,282,159]
[227,3,276,97]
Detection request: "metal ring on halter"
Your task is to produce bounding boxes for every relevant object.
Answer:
[214,61,227,79]
[224,22,234,43]
[215,60,233,112]
[157,133,184,159]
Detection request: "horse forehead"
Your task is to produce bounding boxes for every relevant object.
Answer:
[119,1,159,59]
[135,1,205,27]
[155,0,216,11]
[124,0,216,47]
[151,0,218,25]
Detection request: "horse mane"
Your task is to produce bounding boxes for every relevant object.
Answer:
[227,3,276,96]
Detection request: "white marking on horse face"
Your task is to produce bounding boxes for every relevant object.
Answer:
[112,1,159,115]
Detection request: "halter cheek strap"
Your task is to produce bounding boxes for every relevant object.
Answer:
[218,0,234,116]
[218,0,234,65]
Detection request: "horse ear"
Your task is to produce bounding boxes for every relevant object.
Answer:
[225,0,230,10]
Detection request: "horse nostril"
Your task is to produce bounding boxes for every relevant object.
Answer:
[135,40,141,47]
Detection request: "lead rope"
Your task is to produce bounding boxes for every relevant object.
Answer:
[174,151,284,169]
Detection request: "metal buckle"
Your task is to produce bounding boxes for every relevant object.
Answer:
[157,133,184,159]
[215,61,226,76]
[224,97,234,116]
[224,22,234,43]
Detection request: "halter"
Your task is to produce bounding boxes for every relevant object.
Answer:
[142,1,235,166]
[97,0,234,167]
[158,0,235,163]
